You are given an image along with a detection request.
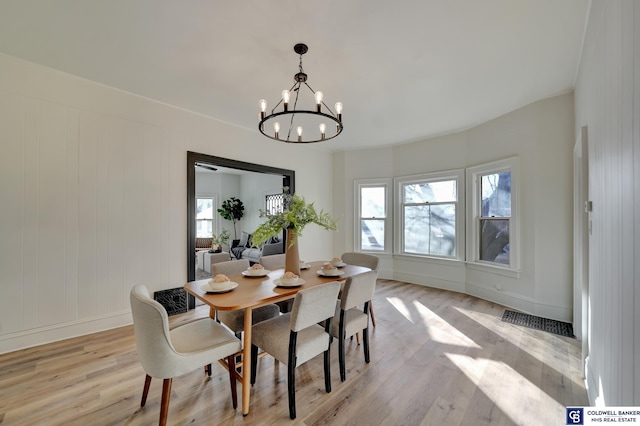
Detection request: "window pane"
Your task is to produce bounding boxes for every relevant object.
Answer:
[481,172,511,217]
[361,187,385,218]
[403,204,456,256]
[266,193,284,216]
[196,198,214,219]
[479,219,509,264]
[196,219,213,238]
[360,219,384,251]
[403,180,456,203]
[196,198,214,237]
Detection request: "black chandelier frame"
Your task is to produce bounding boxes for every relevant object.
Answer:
[258,43,343,144]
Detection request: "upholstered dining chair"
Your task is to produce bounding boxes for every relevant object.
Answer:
[331,270,378,381]
[258,253,286,270]
[130,285,241,426]
[211,260,280,336]
[340,252,379,327]
[250,281,341,419]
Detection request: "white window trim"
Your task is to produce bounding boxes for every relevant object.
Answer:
[466,157,520,271]
[196,193,220,238]
[354,178,392,254]
[394,169,465,260]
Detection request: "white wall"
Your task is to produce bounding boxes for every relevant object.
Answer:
[0,53,334,353]
[574,0,640,406]
[334,93,575,322]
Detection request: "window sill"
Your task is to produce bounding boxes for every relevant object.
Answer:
[391,253,520,278]
[393,253,465,268]
[465,261,521,278]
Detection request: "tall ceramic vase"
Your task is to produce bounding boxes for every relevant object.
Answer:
[284,227,300,275]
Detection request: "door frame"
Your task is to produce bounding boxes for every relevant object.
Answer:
[573,125,589,376]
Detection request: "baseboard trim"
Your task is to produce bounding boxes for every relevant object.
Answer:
[585,355,599,405]
[387,272,572,323]
[0,310,132,355]
[466,282,572,322]
[393,271,466,293]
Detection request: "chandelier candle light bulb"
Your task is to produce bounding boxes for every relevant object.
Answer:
[258,43,343,143]
[259,99,267,120]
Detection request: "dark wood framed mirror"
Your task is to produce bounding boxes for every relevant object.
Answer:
[186,151,295,307]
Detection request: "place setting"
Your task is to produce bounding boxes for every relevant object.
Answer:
[328,256,347,268]
[242,264,271,277]
[299,260,311,270]
[273,271,306,287]
[201,274,239,293]
[317,261,345,277]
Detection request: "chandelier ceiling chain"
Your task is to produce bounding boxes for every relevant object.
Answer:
[258,43,343,143]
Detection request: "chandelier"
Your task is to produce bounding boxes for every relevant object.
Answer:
[258,43,343,143]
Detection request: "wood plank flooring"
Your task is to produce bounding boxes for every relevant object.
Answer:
[0,279,588,425]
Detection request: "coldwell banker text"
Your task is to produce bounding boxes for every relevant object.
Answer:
[567,408,640,425]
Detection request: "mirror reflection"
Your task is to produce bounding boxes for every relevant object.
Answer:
[187,152,295,295]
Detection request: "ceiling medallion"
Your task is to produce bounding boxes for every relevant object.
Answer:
[258,43,343,143]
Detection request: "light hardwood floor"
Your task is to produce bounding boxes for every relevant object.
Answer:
[0,279,588,425]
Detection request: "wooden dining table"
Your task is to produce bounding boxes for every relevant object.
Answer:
[183,260,371,416]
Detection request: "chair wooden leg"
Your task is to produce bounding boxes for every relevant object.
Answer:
[287,362,296,419]
[205,364,212,376]
[338,311,346,382]
[141,374,152,407]
[287,331,298,420]
[363,327,370,363]
[369,302,376,327]
[227,355,237,409]
[250,344,259,385]
[159,378,172,426]
[356,332,361,345]
[324,318,333,391]
[324,349,332,392]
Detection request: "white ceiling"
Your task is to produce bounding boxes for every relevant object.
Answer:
[0,0,589,152]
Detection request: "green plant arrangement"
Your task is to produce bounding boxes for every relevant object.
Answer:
[211,229,231,251]
[252,191,337,275]
[252,192,338,248]
[217,197,245,240]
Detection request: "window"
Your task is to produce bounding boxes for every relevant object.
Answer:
[395,170,464,259]
[355,179,392,253]
[467,157,519,270]
[265,193,285,216]
[196,197,214,237]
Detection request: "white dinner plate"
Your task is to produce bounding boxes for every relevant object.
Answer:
[316,270,345,277]
[299,263,311,270]
[273,278,306,288]
[242,269,271,277]
[201,281,238,293]
[330,262,347,268]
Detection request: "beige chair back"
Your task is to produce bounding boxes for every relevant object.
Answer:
[259,253,286,270]
[290,281,341,332]
[130,285,185,378]
[212,259,250,276]
[341,252,379,271]
[340,270,378,310]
